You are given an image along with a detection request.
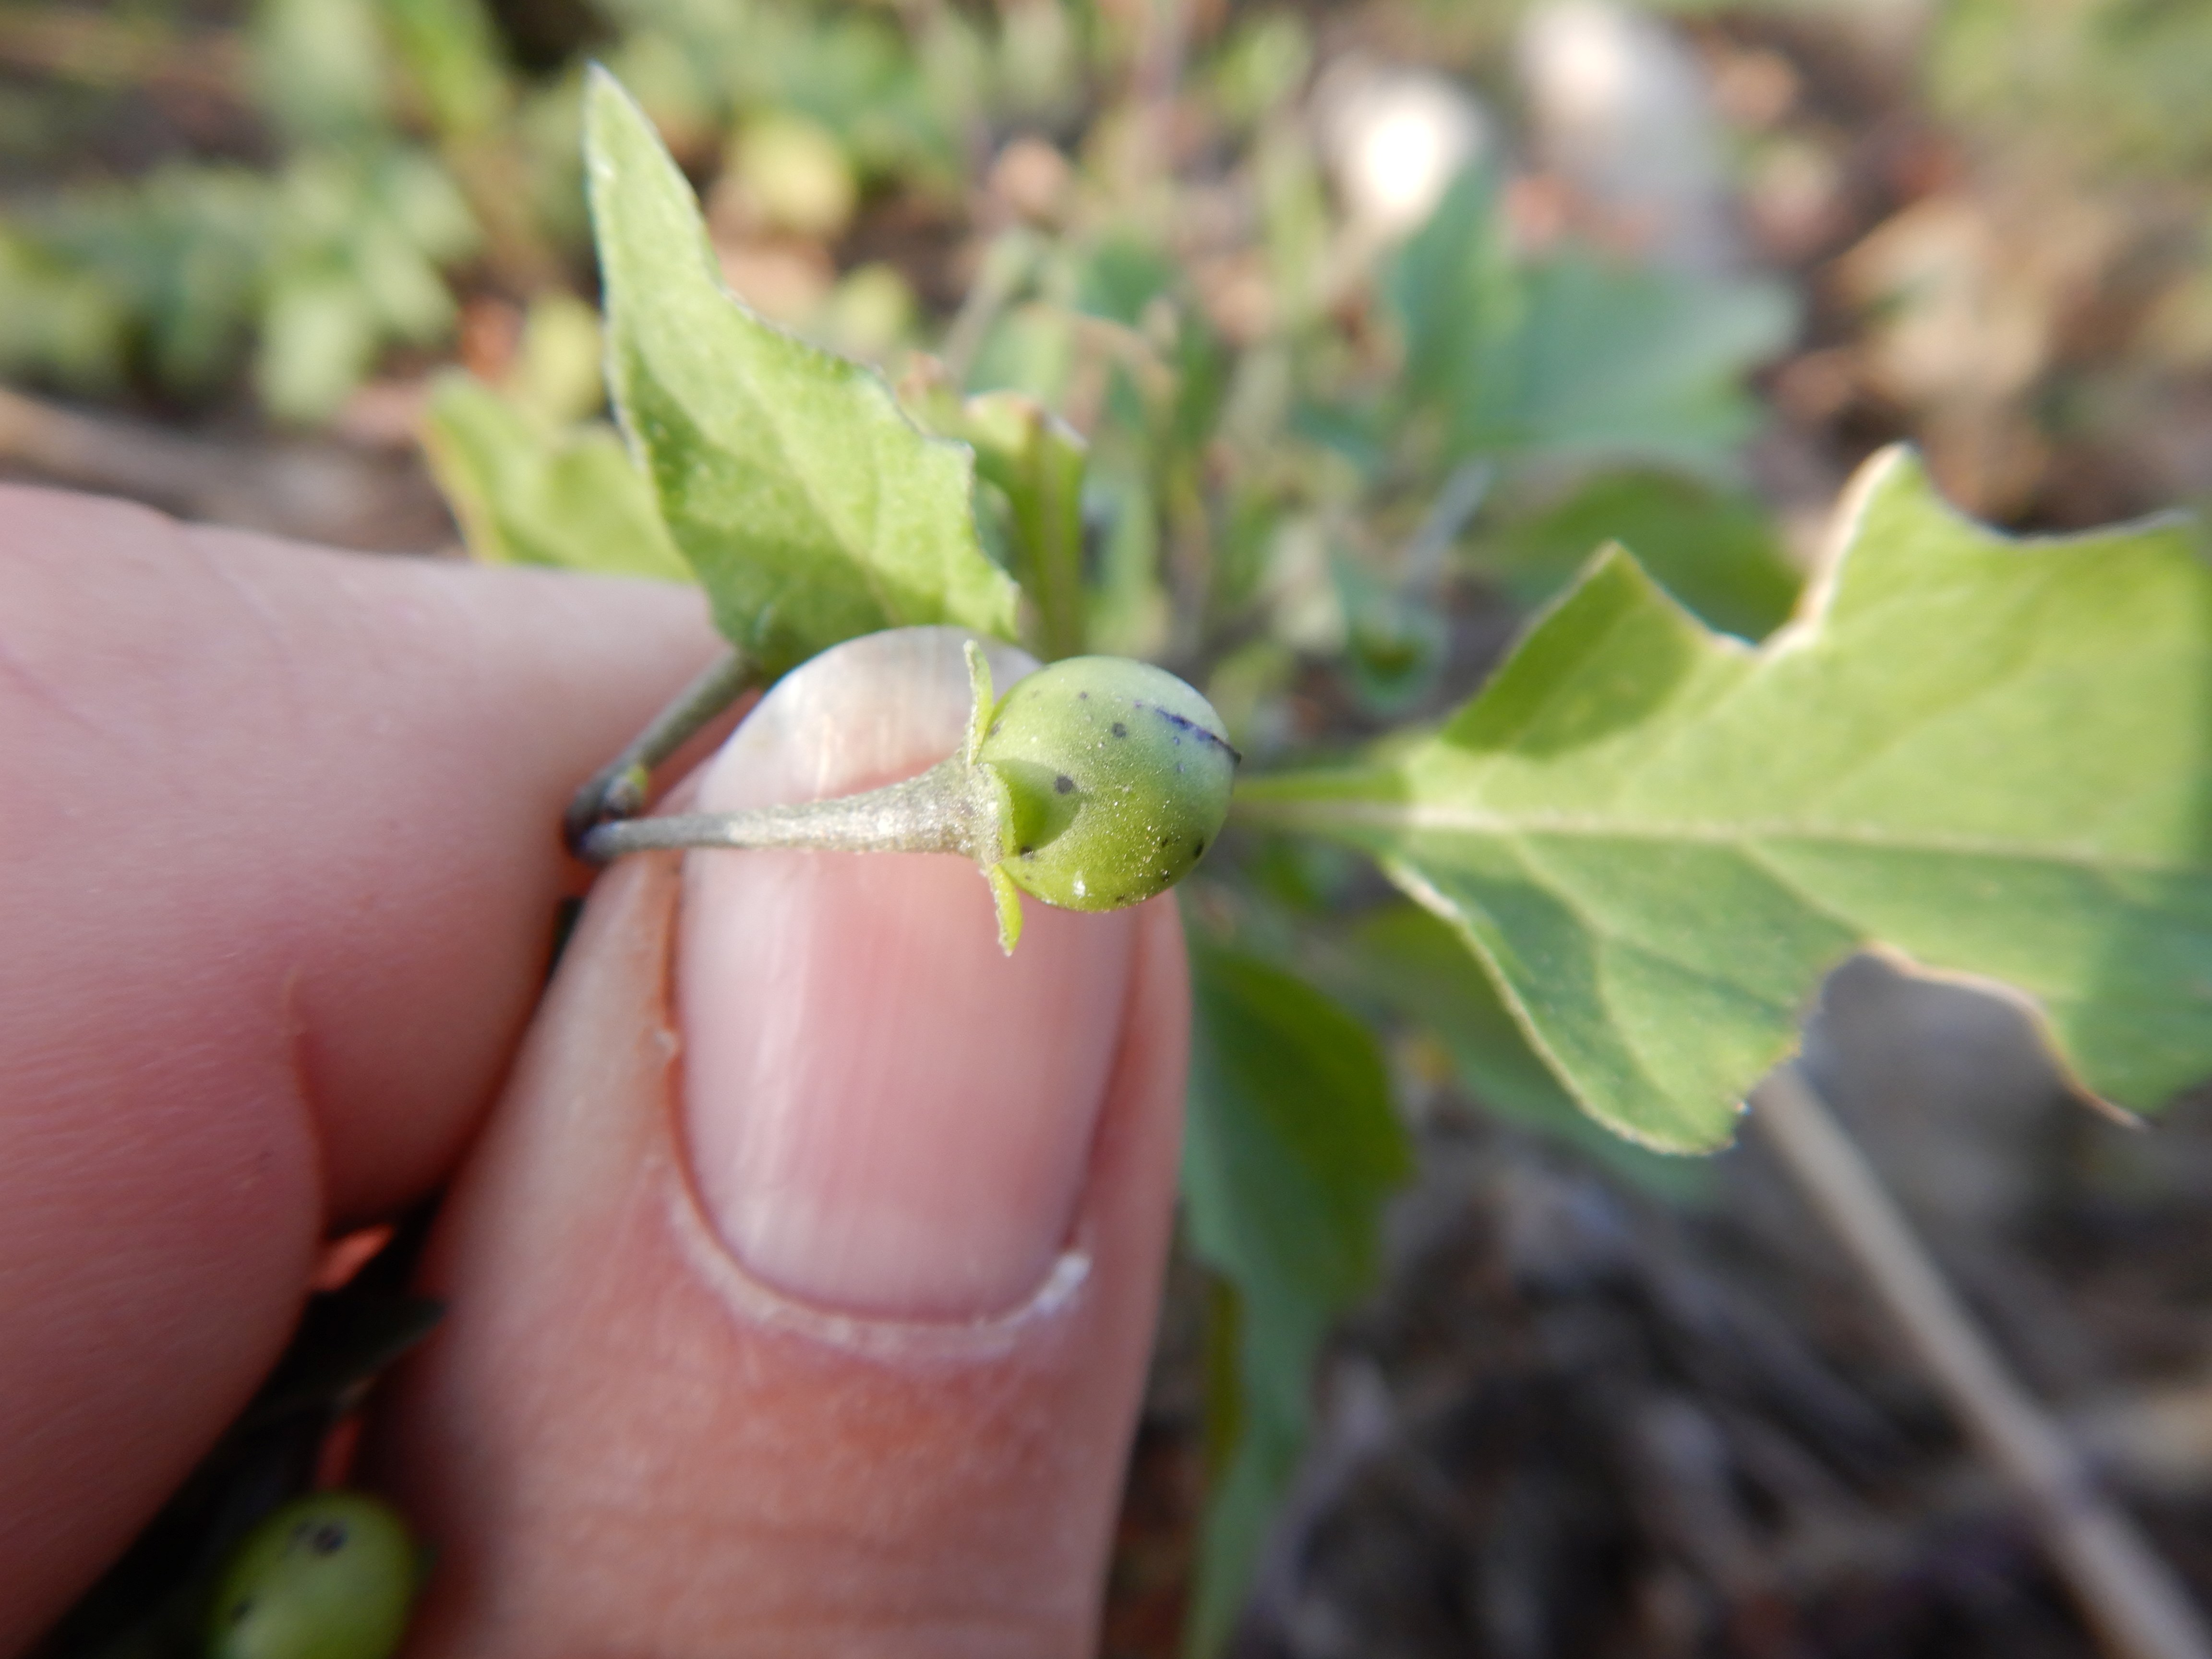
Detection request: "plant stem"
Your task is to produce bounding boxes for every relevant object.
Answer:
[563,646,756,854]
[577,756,998,865]
[1752,1062,2212,1659]
[939,230,1040,388]
[1400,458,1494,591]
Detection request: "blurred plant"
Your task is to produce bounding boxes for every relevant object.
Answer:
[0,0,1069,422]
[0,0,502,421]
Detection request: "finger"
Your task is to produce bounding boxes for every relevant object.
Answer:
[0,488,720,1646]
[374,629,1188,1657]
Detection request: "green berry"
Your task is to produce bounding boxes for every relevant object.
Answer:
[977,655,1237,911]
[205,1492,417,1659]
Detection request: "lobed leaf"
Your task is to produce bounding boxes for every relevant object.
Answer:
[583,69,1019,675]
[1240,446,2212,1152]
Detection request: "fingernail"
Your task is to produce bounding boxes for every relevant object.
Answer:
[677,629,1138,1321]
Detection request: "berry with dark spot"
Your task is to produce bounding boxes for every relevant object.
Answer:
[206,1492,417,1659]
[976,655,1237,912]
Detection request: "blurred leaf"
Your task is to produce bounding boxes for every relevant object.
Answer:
[811,263,916,363]
[384,0,510,138]
[422,373,691,582]
[249,0,387,144]
[507,292,606,428]
[584,69,1019,673]
[1488,471,1801,640]
[1085,469,1171,659]
[254,149,475,422]
[1386,170,1794,477]
[1388,168,1520,418]
[772,10,952,185]
[256,271,377,423]
[1183,945,1411,1656]
[1333,554,1448,714]
[1211,12,1313,131]
[0,227,129,390]
[3,140,473,421]
[1072,234,1177,328]
[1240,447,2212,1151]
[730,110,856,240]
[968,301,1076,404]
[9,163,269,395]
[1496,255,1794,470]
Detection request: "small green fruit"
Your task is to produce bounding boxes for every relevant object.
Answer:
[205,1492,417,1659]
[978,655,1238,911]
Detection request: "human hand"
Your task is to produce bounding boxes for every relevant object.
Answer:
[0,488,1187,1657]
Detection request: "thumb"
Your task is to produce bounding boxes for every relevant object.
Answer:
[373,628,1188,1657]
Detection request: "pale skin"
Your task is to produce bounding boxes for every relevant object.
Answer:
[0,487,1188,1657]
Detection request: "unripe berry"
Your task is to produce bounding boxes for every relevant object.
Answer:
[205,1492,417,1659]
[977,655,1237,911]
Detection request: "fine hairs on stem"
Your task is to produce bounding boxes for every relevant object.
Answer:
[577,755,1009,865]
[563,647,756,855]
[571,641,1239,956]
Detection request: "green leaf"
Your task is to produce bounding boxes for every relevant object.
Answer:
[421,372,692,582]
[1182,945,1411,1655]
[583,68,1019,675]
[1335,903,1714,1202]
[1239,446,2212,1152]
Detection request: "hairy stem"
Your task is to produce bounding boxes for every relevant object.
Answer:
[563,646,756,854]
[578,756,1001,865]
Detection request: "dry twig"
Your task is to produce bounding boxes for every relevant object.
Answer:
[1753,1062,2212,1659]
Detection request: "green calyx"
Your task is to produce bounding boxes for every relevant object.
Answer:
[964,643,1238,950]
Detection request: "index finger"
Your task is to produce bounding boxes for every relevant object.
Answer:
[0,487,719,1646]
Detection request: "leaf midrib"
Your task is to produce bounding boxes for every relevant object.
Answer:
[1238,794,2212,878]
